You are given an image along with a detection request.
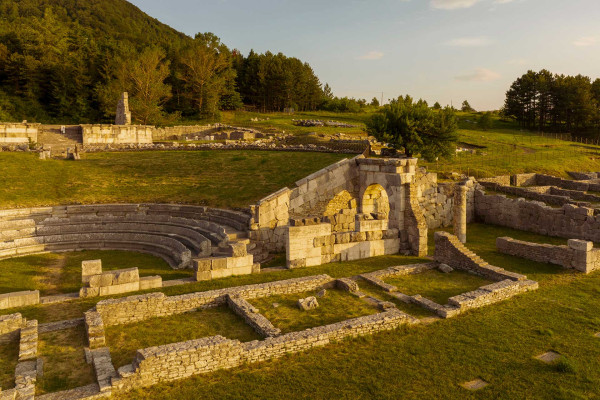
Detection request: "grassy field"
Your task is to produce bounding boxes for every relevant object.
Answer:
[112,224,600,400]
[0,150,349,209]
[249,289,378,334]
[36,326,96,395]
[0,340,18,390]
[0,250,190,296]
[105,307,261,368]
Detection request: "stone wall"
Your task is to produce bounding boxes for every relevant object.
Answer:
[113,309,417,392]
[477,182,578,207]
[95,275,333,327]
[433,231,526,281]
[513,173,600,192]
[152,125,215,141]
[0,123,39,144]
[81,125,153,145]
[286,218,402,268]
[474,190,600,242]
[0,313,23,343]
[225,294,281,338]
[194,254,258,281]
[79,260,162,298]
[0,291,40,311]
[415,169,476,229]
[496,237,600,273]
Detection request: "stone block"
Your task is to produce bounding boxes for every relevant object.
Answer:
[195,259,212,272]
[195,270,212,281]
[139,276,162,290]
[568,239,593,252]
[81,260,102,284]
[0,291,40,310]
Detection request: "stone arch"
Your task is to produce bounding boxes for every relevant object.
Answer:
[323,190,358,232]
[361,184,390,218]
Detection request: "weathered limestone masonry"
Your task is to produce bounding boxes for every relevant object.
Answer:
[0,290,39,311]
[194,254,258,281]
[513,173,600,192]
[114,93,131,126]
[453,184,468,243]
[85,310,106,350]
[79,260,162,298]
[0,204,251,274]
[0,122,40,144]
[415,169,476,229]
[250,156,427,267]
[0,313,23,343]
[360,263,436,293]
[81,125,153,145]
[497,237,600,273]
[112,310,417,392]
[434,232,527,282]
[478,182,593,207]
[225,294,281,338]
[474,190,600,242]
[18,320,38,362]
[93,275,333,327]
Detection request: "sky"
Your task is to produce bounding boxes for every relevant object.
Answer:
[128,0,600,110]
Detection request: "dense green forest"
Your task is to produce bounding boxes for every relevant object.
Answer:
[0,0,367,124]
[504,70,600,134]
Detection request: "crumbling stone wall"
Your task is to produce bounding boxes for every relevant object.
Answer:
[496,237,600,273]
[513,173,600,192]
[0,123,40,144]
[95,275,333,327]
[0,313,23,343]
[0,290,39,310]
[113,310,417,392]
[475,190,600,242]
[79,260,162,298]
[81,125,153,145]
[434,231,526,281]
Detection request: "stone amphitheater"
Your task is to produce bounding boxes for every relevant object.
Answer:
[1,149,600,399]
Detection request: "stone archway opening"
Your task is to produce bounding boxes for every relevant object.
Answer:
[361,184,390,219]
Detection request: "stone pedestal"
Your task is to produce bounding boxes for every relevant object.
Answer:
[115,92,132,125]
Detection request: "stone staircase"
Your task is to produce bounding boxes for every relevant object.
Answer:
[38,125,83,157]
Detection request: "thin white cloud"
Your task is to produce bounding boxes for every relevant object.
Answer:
[359,51,384,60]
[430,0,480,10]
[494,0,516,3]
[573,36,597,47]
[455,68,501,82]
[445,37,492,47]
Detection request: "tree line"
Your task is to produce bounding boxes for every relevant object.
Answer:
[0,0,374,125]
[504,70,600,134]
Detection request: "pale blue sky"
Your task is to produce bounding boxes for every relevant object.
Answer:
[129,0,600,110]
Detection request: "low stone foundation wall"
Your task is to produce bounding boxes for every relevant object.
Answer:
[434,232,526,281]
[448,279,538,311]
[113,309,417,392]
[0,290,40,311]
[194,254,258,281]
[0,313,23,343]
[79,261,162,298]
[226,294,281,338]
[95,275,334,327]
[478,182,578,207]
[496,237,600,273]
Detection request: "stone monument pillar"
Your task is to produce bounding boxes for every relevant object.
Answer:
[115,92,132,125]
[453,184,468,243]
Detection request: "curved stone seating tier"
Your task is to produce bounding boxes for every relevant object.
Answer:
[0,204,252,269]
[0,232,192,269]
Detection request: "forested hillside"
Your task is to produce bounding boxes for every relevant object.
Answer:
[0,0,334,124]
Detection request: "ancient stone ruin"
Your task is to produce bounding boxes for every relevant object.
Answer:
[115,92,131,126]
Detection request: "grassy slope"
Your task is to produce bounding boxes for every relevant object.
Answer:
[0,151,349,209]
[113,224,600,399]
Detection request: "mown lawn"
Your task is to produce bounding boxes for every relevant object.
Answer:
[36,326,96,395]
[0,150,350,209]
[105,307,261,368]
[0,250,191,296]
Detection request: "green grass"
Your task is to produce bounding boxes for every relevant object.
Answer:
[249,289,378,334]
[105,307,261,368]
[383,270,492,305]
[355,280,435,318]
[0,250,191,296]
[0,340,18,390]
[36,326,96,395]
[0,151,350,209]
